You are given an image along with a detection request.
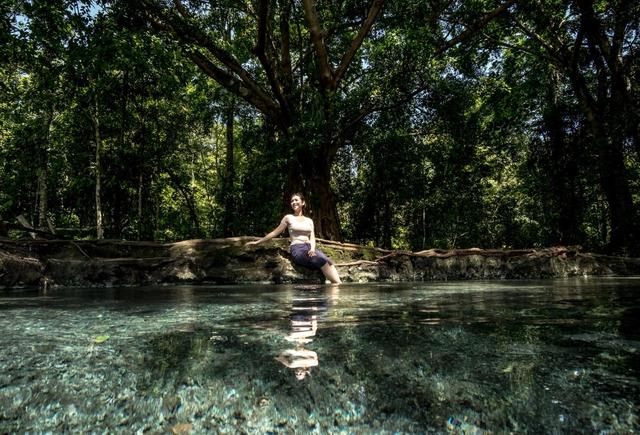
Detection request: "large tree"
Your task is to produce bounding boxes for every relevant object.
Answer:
[122,0,514,239]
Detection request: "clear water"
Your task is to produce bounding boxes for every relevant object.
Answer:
[1,278,639,433]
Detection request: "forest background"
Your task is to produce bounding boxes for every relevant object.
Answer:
[1,0,638,255]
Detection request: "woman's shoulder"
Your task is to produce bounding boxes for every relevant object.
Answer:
[281,214,293,224]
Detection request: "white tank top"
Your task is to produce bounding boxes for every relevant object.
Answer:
[284,215,313,245]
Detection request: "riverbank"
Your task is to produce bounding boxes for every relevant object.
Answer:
[1,237,639,289]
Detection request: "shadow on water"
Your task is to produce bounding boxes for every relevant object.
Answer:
[1,278,639,432]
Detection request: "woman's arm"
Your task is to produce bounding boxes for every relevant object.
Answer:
[246,216,288,245]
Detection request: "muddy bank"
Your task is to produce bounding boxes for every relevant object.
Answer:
[1,237,639,289]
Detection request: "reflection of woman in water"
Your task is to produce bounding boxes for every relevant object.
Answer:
[246,193,341,284]
[275,348,318,380]
[275,288,337,380]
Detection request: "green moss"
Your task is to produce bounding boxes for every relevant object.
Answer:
[359,248,379,261]
[317,244,379,262]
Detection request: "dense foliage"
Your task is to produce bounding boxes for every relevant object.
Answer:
[1,0,638,254]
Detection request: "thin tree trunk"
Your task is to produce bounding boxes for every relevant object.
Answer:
[222,105,235,236]
[91,102,104,240]
[422,206,426,249]
[138,173,143,241]
[633,122,640,163]
[36,112,53,230]
[599,195,608,246]
[598,141,636,251]
[382,190,392,249]
[120,69,129,150]
[36,167,47,230]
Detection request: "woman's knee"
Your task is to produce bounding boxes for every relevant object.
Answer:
[310,256,328,269]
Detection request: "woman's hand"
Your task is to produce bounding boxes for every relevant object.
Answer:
[308,249,316,257]
[245,239,261,246]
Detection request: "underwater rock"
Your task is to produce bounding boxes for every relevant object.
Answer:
[0,238,639,289]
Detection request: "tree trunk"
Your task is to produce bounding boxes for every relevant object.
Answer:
[633,122,640,164]
[598,194,608,247]
[597,139,637,252]
[382,190,392,249]
[543,70,582,245]
[138,173,144,240]
[36,112,53,230]
[568,72,638,253]
[36,167,47,230]
[286,150,342,241]
[91,103,104,240]
[222,105,235,237]
[311,174,341,241]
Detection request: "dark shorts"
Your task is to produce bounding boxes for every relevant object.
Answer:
[290,243,332,270]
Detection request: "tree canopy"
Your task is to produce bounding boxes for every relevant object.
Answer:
[1,0,639,254]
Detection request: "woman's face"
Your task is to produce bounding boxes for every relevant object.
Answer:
[290,195,304,212]
[295,368,309,380]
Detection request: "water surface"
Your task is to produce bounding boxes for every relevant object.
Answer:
[1,278,639,433]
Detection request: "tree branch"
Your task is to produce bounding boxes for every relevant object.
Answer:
[511,16,565,64]
[279,0,293,92]
[136,0,280,119]
[436,0,517,55]
[482,31,557,63]
[332,0,385,89]
[328,82,428,160]
[187,50,281,119]
[611,0,631,58]
[302,0,333,90]
[252,0,291,116]
[575,0,626,81]
[575,1,610,62]
[564,23,599,123]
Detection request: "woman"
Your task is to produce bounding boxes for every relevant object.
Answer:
[246,193,341,284]
[275,348,318,380]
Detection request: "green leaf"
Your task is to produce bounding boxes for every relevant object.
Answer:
[93,335,110,344]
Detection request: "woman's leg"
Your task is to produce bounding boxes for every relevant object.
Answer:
[321,263,341,284]
[291,244,341,284]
